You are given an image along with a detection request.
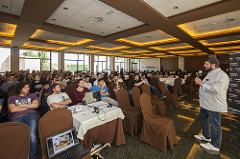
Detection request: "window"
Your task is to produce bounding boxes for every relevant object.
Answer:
[130,58,140,71]
[19,49,51,72]
[0,47,11,73]
[51,52,59,71]
[115,57,126,72]
[94,56,110,73]
[64,53,89,72]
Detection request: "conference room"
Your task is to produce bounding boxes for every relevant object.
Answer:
[0,0,240,159]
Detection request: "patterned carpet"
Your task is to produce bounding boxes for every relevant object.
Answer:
[99,94,240,159]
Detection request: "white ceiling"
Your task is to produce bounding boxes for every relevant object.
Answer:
[159,43,190,48]
[24,41,66,49]
[0,0,25,16]
[94,42,123,48]
[125,30,174,43]
[201,35,240,44]
[30,29,85,42]
[143,0,222,17]
[179,10,240,35]
[46,0,144,36]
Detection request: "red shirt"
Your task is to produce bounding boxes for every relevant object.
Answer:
[73,88,89,105]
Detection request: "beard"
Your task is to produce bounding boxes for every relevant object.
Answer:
[205,67,212,72]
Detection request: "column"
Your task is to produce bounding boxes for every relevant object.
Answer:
[90,54,94,73]
[178,56,185,71]
[11,47,19,72]
[59,51,64,71]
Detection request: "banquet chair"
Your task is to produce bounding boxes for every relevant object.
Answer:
[116,89,142,136]
[131,87,141,109]
[141,84,166,116]
[159,82,179,108]
[39,108,73,159]
[139,93,178,152]
[173,78,183,96]
[64,84,77,102]
[0,122,30,159]
[7,84,18,98]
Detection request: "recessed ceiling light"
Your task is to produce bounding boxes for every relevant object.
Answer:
[101,32,105,34]
[2,5,8,9]
[106,10,114,15]
[117,26,120,28]
[144,36,152,38]
[173,6,178,10]
[80,26,84,28]
[51,18,56,21]
[63,7,68,10]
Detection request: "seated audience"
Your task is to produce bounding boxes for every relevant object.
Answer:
[61,75,70,84]
[91,78,118,107]
[1,74,19,95]
[130,73,146,93]
[67,76,77,85]
[141,73,166,99]
[47,84,72,110]
[118,74,124,82]
[73,79,89,105]
[93,73,106,86]
[110,74,123,100]
[58,76,67,89]
[84,76,92,90]
[46,76,60,93]
[89,72,96,85]
[8,82,39,159]
[30,74,44,97]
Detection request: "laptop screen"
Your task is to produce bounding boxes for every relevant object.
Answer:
[46,128,79,158]
[85,91,101,104]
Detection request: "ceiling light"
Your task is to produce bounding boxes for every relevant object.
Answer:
[51,18,56,21]
[225,18,235,22]
[106,10,114,15]
[63,7,68,10]
[117,26,120,28]
[173,6,178,10]
[144,36,152,38]
[2,5,8,9]
[80,26,84,28]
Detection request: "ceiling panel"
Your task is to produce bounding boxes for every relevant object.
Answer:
[0,0,25,16]
[30,29,86,43]
[200,35,240,44]
[179,10,240,36]
[23,41,69,51]
[0,22,17,37]
[143,0,222,18]
[124,30,174,43]
[46,0,144,36]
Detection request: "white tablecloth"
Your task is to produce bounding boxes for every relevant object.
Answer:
[159,78,185,86]
[68,105,125,140]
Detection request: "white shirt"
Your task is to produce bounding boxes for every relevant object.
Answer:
[62,79,70,84]
[47,92,70,110]
[199,68,229,112]
[118,78,123,82]
[84,82,92,90]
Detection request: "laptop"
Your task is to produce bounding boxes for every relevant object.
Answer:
[46,128,88,159]
[85,91,101,104]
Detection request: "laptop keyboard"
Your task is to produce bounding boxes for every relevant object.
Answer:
[52,145,88,159]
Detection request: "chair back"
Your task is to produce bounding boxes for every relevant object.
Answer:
[151,77,161,92]
[141,84,151,96]
[64,84,76,101]
[0,122,30,159]
[122,82,128,90]
[7,84,18,98]
[173,78,182,95]
[39,108,73,159]
[116,89,130,109]
[159,82,167,94]
[139,93,154,119]
[131,87,141,108]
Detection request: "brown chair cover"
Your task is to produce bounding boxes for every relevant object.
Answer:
[173,78,183,95]
[139,93,178,152]
[7,84,18,98]
[141,84,165,116]
[39,108,73,159]
[131,87,141,109]
[116,89,142,135]
[0,122,30,159]
[64,84,76,101]
[159,82,179,108]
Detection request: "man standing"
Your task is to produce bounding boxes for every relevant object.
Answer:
[194,58,229,152]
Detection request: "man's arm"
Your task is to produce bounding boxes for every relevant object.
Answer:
[8,104,28,113]
[134,80,145,87]
[20,100,39,109]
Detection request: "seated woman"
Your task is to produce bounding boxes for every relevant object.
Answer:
[8,82,39,159]
[73,79,89,105]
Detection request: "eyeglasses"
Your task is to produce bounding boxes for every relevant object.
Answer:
[54,80,59,81]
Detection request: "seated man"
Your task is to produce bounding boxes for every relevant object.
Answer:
[47,84,72,110]
[84,76,92,90]
[91,78,118,107]
[130,73,146,93]
[8,82,39,159]
[73,79,89,105]
[109,74,123,100]
[141,73,166,99]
